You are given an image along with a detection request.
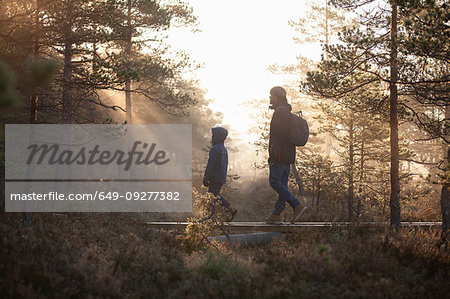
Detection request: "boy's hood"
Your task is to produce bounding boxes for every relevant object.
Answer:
[212,127,228,144]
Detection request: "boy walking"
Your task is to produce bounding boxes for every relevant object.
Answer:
[203,127,237,221]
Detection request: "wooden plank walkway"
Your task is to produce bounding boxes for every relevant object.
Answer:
[146,221,442,233]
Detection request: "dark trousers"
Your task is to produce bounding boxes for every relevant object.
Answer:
[269,162,299,215]
[208,181,232,211]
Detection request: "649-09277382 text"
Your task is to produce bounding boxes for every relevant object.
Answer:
[9,191,181,201]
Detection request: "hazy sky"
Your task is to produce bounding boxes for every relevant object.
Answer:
[169,0,322,137]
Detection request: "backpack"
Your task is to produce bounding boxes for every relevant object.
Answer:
[279,106,309,146]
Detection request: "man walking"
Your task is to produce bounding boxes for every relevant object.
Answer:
[266,86,307,224]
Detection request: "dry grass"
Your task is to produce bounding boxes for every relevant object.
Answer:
[1,211,448,298]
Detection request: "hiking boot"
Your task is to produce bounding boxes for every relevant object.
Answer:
[291,205,308,223]
[266,213,282,224]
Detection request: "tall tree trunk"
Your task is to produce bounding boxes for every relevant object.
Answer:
[61,1,74,124]
[92,42,98,78]
[389,3,401,230]
[358,125,365,217]
[324,0,332,157]
[440,106,450,245]
[440,148,449,245]
[125,0,133,124]
[324,0,329,61]
[316,168,321,207]
[30,0,40,124]
[348,114,354,221]
[312,175,316,206]
[24,0,41,225]
[62,40,73,124]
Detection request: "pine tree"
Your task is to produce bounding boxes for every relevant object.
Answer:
[105,0,198,122]
[315,92,391,220]
[302,0,449,229]
[0,0,198,123]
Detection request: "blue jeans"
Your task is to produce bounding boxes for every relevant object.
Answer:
[208,181,232,211]
[269,162,299,215]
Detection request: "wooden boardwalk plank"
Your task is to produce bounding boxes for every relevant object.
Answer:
[145,221,442,233]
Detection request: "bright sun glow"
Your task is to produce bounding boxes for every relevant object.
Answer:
[168,0,322,139]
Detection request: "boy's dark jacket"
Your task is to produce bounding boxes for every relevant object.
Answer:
[269,102,296,165]
[204,127,228,184]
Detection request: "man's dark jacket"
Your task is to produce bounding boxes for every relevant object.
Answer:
[204,127,228,184]
[268,102,296,165]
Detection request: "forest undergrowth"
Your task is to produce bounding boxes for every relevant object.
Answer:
[1,211,448,298]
